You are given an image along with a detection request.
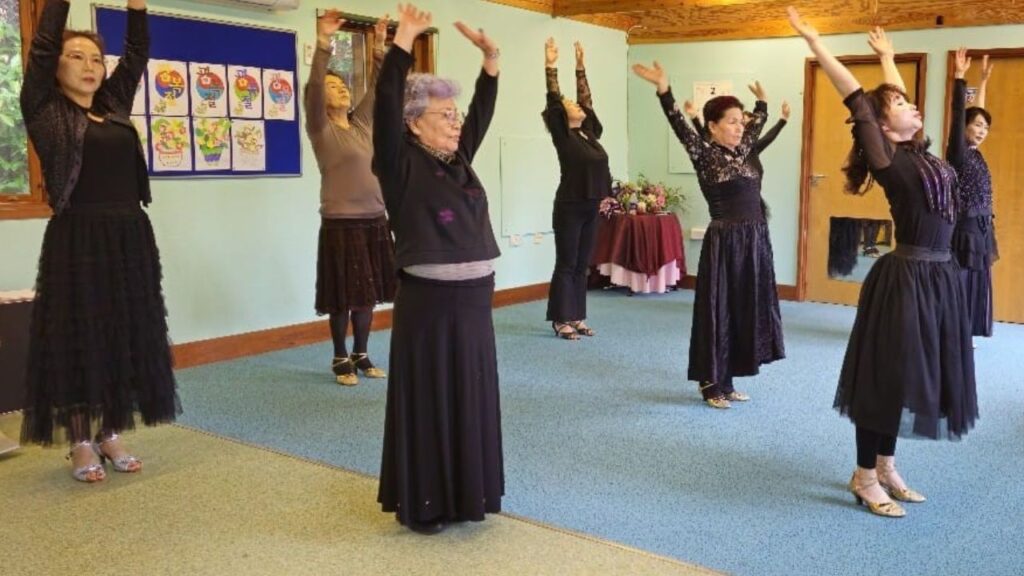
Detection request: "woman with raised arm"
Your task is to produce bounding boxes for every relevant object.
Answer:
[305,10,396,387]
[19,0,180,482]
[789,7,976,518]
[631,63,785,410]
[542,38,611,340]
[948,53,998,342]
[373,3,503,535]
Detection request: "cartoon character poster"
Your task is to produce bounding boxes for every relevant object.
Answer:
[228,65,263,119]
[262,69,295,121]
[130,115,149,166]
[189,63,228,117]
[150,117,193,172]
[105,54,146,115]
[148,60,189,116]
[231,119,266,171]
[193,118,232,171]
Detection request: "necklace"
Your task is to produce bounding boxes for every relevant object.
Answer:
[414,139,456,164]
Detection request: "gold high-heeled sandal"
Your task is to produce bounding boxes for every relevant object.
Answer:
[724,391,750,402]
[848,473,905,518]
[95,433,142,473]
[877,463,926,503]
[68,441,105,483]
[350,353,387,379]
[332,357,359,386]
[700,382,731,409]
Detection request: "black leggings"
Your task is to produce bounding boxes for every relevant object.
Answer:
[855,427,897,469]
[329,308,374,358]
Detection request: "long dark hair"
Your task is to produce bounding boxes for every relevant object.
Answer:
[841,83,925,195]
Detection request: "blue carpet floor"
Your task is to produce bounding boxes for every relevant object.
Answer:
[175,290,1024,576]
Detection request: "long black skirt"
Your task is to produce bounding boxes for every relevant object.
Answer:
[952,211,997,337]
[315,216,396,315]
[688,219,785,384]
[835,245,977,439]
[21,203,180,446]
[378,272,504,525]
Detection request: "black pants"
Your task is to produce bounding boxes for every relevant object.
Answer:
[546,200,600,323]
[855,427,897,469]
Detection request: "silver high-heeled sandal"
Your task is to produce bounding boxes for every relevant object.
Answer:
[94,433,142,473]
[67,441,105,483]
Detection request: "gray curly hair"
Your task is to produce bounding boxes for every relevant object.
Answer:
[403,73,461,123]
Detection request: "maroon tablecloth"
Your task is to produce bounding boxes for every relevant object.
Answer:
[591,213,686,277]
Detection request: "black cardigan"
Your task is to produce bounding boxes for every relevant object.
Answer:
[372,46,501,269]
[20,0,150,215]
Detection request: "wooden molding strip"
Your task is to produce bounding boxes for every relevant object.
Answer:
[173,281,551,369]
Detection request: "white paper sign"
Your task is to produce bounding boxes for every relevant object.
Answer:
[193,118,232,171]
[231,119,266,171]
[148,60,189,116]
[228,65,263,118]
[693,81,734,114]
[262,69,295,121]
[189,62,228,118]
[150,116,192,172]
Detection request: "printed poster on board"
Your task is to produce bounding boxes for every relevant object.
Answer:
[150,116,193,172]
[231,119,266,171]
[189,62,228,117]
[228,65,263,118]
[262,69,295,121]
[193,118,232,171]
[148,59,189,116]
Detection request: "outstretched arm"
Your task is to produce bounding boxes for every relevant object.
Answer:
[976,54,993,109]
[754,101,790,155]
[632,61,702,158]
[304,10,344,133]
[867,26,906,93]
[788,7,860,98]
[542,38,569,143]
[573,42,602,138]
[20,0,71,120]
[352,14,390,126]
[453,20,500,160]
[947,47,970,170]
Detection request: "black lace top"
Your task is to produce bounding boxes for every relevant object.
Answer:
[657,88,768,221]
[946,78,993,215]
[542,67,611,202]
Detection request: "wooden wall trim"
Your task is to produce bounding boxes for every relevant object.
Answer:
[172,281,551,369]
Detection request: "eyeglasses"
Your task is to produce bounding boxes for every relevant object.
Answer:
[61,51,104,67]
[422,109,465,126]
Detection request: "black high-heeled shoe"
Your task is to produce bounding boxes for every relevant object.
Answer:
[552,322,580,340]
[570,321,595,337]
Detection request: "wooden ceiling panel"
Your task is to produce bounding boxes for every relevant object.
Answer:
[484,0,1024,43]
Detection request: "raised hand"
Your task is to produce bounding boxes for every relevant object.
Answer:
[867,26,894,59]
[748,80,766,101]
[454,22,499,56]
[954,46,971,79]
[394,3,432,52]
[786,6,819,41]
[545,37,558,67]
[374,14,389,51]
[980,55,994,83]
[683,100,697,119]
[632,61,668,94]
[574,41,585,70]
[317,10,345,42]
[781,101,791,120]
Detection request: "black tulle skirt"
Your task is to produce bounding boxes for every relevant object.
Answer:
[835,245,977,439]
[688,219,785,384]
[378,272,504,525]
[952,211,997,337]
[315,216,396,315]
[20,202,180,446]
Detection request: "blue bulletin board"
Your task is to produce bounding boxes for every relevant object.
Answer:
[94,6,301,177]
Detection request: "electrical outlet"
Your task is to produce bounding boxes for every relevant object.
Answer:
[510,234,522,246]
[690,227,706,241]
[533,233,544,245]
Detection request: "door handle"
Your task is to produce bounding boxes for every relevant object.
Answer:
[809,173,827,185]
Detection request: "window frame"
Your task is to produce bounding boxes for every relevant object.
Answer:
[0,0,49,220]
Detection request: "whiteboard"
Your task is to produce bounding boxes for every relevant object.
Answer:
[499,136,560,236]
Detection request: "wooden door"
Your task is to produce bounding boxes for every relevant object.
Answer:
[946,50,1024,324]
[800,56,926,305]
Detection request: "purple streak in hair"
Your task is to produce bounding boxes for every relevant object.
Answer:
[404,74,462,123]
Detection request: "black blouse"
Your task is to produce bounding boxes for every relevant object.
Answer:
[541,67,611,202]
[946,78,994,215]
[73,118,141,204]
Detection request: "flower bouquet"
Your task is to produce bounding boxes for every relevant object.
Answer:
[600,175,685,217]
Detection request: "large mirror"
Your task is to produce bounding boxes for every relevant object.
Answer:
[828,217,893,283]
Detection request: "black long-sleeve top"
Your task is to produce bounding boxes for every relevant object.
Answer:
[844,88,958,248]
[946,78,993,215]
[20,0,150,215]
[658,88,768,221]
[372,46,500,269]
[691,115,787,177]
[541,67,611,202]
